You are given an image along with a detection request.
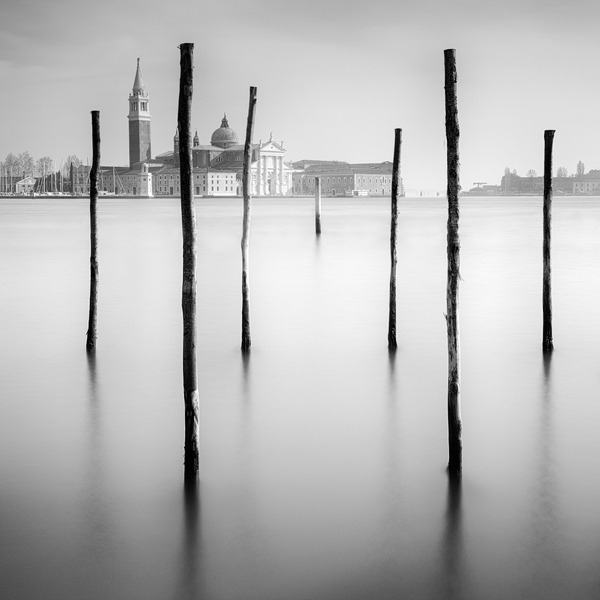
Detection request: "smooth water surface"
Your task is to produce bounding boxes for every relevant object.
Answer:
[1,196,600,599]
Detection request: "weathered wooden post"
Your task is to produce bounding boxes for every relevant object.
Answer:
[241,86,257,353]
[178,43,199,481]
[542,130,555,352]
[444,49,462,477]
[86,110,100,353]
[315,176,322,235]
[388,128,402,350]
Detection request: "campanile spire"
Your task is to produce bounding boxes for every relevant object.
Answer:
[128,58,151,167]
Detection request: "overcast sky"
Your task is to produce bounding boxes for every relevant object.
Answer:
[1,0,599,191]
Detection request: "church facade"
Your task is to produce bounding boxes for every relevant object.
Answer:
[183,115,294,196]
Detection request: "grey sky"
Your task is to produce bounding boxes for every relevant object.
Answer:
[1,0,599,190]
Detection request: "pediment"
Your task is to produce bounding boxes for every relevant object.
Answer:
[260,140,285,153]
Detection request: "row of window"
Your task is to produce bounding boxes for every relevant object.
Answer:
[299,175,390,185]
[156,174,236,181]
[153,185,237,193]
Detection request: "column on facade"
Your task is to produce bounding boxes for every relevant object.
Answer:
[262,155,267,195]
[266,155,270,195]
[255,156,259,196]
[278,156,283,194]
[255,150,261,195]
[260,155,265,195]
[258,153,262,195]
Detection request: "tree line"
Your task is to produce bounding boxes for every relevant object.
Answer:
[506,160,586,180]
[1,152,84,180]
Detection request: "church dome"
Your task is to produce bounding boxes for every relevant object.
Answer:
[211,115,238,148]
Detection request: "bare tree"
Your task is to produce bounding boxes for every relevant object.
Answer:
[62,155,82,178]
[556,166,568,178]
[16,152,34,178]
[35,157,54,192]
[576,160,585,176]
[4,153,18,192]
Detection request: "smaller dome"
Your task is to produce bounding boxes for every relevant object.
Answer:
[211,115,238,148]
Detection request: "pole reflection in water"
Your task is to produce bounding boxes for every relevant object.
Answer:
[380,347,404,590]
[441,473,464,600]
[524,350,563,597]
[78,353,116,597]
[173,480,202,600]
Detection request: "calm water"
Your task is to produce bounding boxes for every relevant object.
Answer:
[1,195,600,600]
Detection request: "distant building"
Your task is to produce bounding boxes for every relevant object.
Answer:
[156,117,294,196]
[463,184,502,196]
[0,172,22,194]
[72,164,91,195]
[573,170,600,194]
[15,176,36,195]
[118,58,295,197]
[92,59,399,198]
[500,172,575,195]
[121,163,153,196]
[291,160,398,196]
[190,118,294,195]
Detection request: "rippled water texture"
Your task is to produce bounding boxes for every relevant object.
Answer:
[1,196,600,599]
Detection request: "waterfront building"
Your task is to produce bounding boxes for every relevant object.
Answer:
[500,172,575,195]
[151,166,237,197]
[67,59,393,198]
[191,118,293,195]
[72,164,91,195]
[161,116,294,195]
[573,170,600,194]
[15,176,36,195]
[120,163,153,196]
[121,57,294,197]
[291,161,396,196]
[0,173,21,194]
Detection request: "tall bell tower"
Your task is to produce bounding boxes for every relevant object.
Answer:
[128,58,152,167]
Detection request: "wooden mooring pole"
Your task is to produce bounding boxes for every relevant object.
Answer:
[444,49,462,478]
[315,176,322,235]
[388,128,402,350]
[86,110,100,352]
[542,130,555,353]
[241,86,257,353]
[178,43,199,481]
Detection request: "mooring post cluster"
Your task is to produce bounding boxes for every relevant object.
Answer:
[80,46,562,484]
